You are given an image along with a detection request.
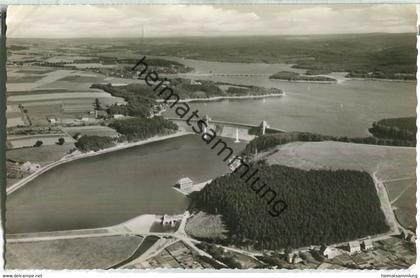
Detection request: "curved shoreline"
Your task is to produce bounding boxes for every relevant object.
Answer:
[346,77,416,83]
[6,131,192,196]
[269,78,337,84]
[156,92,284,104]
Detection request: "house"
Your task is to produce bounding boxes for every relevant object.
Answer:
[287,253,294,263]
[228,156,243,172]
[20,161,40,173]
[322,246,341,259]
[407,233,416,243]
[190,80,202,85]
[161,214,183,226]
[95,110,108,119]
[362,239,373,250]
[176,177,193,190]
[348,241,361,254]
[47,117,57,124]
[400,230,416,243]
[293,256,303,264]
[287,253,303,264]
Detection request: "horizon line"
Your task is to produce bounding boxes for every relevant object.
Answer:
[7,32,416,40]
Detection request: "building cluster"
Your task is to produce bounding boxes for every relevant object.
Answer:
[19,161,41,173]
[283,236,415,270]
[129,241,213,269]
[160,214,183,227]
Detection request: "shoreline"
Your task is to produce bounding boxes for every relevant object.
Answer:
[6,131,192,195]
[156,92,284,103]
[345,77,416,83]
[269,78,337,84]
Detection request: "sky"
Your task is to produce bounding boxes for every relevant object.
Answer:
[6,4,417,38]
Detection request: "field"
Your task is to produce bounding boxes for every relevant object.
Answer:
[6,235,144,269]
[261,141,416,230]
[8,92,112,102]
[6,65,124,128]
[185,212,228,240]
[8,75,45,83]
[125,240,213,269]
[58,75,104,83]
[63,125,119,138]
[15,69,55,74]
[385,179,417,231]
[8,133,76,148]
[6,143,75,165]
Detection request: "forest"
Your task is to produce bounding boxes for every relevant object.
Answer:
[244,127,415,155]
[189,163,389,250]
[109,116,178,141]
[74,135,115,152]
[124,33,416,78]
[368,117,416,142]
[91,83,157,117]
[269,71,336,82]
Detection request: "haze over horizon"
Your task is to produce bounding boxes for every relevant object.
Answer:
[6,4,416,38]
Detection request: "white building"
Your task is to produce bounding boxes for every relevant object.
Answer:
[228,156,243,172]
[176,177,193,190]
[47,117,57,124]
[287,253,303,264]
[113,114,125,119]
[161,214,183,226]
[348,241,361,254]
[362,239,373,250]
[20,161,41,173]
[190,80,202,85]
[322,246,341,259]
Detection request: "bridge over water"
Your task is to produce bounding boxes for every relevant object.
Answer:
[162,73,272,78]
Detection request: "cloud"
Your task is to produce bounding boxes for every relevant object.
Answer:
[6,4,417,38]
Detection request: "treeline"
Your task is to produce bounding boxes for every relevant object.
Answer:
[8,45,29,51]
[136,33,415,77]
[170,78,225,99]
[109,116,178,141]
[226,86,282,96]
[244,131,415,155]
[196,243,244,269]
[74,135,115,152]
[346,71,415,80]
[369,117,416,142]
[269,71,336,82]
[189,163,388,249]
[118,57,193,73]
[91,83,157,117]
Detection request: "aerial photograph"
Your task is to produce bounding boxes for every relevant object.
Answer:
[3,4,417,270]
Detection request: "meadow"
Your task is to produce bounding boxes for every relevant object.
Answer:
[262,141,416,231]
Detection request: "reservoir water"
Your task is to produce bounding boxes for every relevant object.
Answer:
[6,58,416,234]
[6,135,245,233]
[163,57,416,137]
